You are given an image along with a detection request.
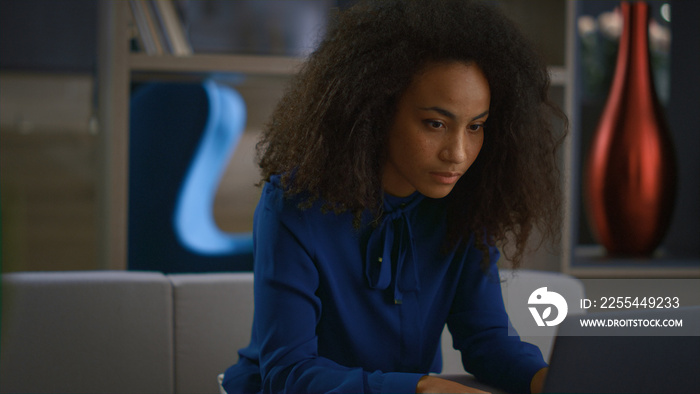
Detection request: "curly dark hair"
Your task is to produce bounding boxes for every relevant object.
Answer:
[256,0,567,267]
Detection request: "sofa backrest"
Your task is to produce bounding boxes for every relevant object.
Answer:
[1,269,584,393]
[168,273,254,394]
[1,271,174,394]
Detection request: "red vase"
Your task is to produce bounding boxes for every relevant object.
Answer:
[585,2,677,257]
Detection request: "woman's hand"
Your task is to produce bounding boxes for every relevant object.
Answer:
[530,367,549,394]
[416,376,490,394]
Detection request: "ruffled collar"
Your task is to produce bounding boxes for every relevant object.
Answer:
[365,191,425,304]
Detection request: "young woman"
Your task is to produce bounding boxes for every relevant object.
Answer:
[222,0,566,393]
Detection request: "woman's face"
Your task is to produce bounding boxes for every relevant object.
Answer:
[383,61,490,198]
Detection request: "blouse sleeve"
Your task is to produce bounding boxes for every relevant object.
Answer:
[445,244,547,394]
[251,182,424,393]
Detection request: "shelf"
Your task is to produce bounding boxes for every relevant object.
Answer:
[567,246,700,278]
[128,53,304,76]
[568,266,700,279]
[548,66,568,86]
[129,53,570,85]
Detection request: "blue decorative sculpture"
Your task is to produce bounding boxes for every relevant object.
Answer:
[128,80,254,273]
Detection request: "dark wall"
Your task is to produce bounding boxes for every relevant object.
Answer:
[666,0,700,257]
[0,0,97,72]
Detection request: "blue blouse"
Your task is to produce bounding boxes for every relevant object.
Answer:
[222,175,546,393]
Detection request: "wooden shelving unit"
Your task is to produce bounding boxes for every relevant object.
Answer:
[96,1,303,270]
[97,0,696,279]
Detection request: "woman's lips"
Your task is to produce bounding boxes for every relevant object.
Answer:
[430,171,462,184]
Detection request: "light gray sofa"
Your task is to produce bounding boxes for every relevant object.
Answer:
[0,270,584,394]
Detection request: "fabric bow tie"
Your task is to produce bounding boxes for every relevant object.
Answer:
[365,195,423,304]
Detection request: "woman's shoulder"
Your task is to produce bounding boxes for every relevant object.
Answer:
[258,174,307,217]
[258,174,354,227]
[261,173,323,206]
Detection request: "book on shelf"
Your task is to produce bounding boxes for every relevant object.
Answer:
[152,0,193,56]
[146,0,170,54]
[129,0,193,56]
[126,6,141,53]
[129,0,164,55]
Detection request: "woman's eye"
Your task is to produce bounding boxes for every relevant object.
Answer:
[425,120,445,129]
[468,124,484,133]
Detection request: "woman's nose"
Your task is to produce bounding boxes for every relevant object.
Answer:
[439,132,468,164]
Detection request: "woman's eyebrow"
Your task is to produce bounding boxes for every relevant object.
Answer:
[419,107,489,122]
[419,106,456,120]
[471,110,489,121]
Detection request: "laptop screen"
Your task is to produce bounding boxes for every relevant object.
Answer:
[543,307,700,393]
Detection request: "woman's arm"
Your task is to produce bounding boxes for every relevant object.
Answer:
[530,367,548,393]
[446,245,548,393]
[416,376,490,393]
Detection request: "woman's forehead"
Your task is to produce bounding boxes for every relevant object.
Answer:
[401,61,491,118]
